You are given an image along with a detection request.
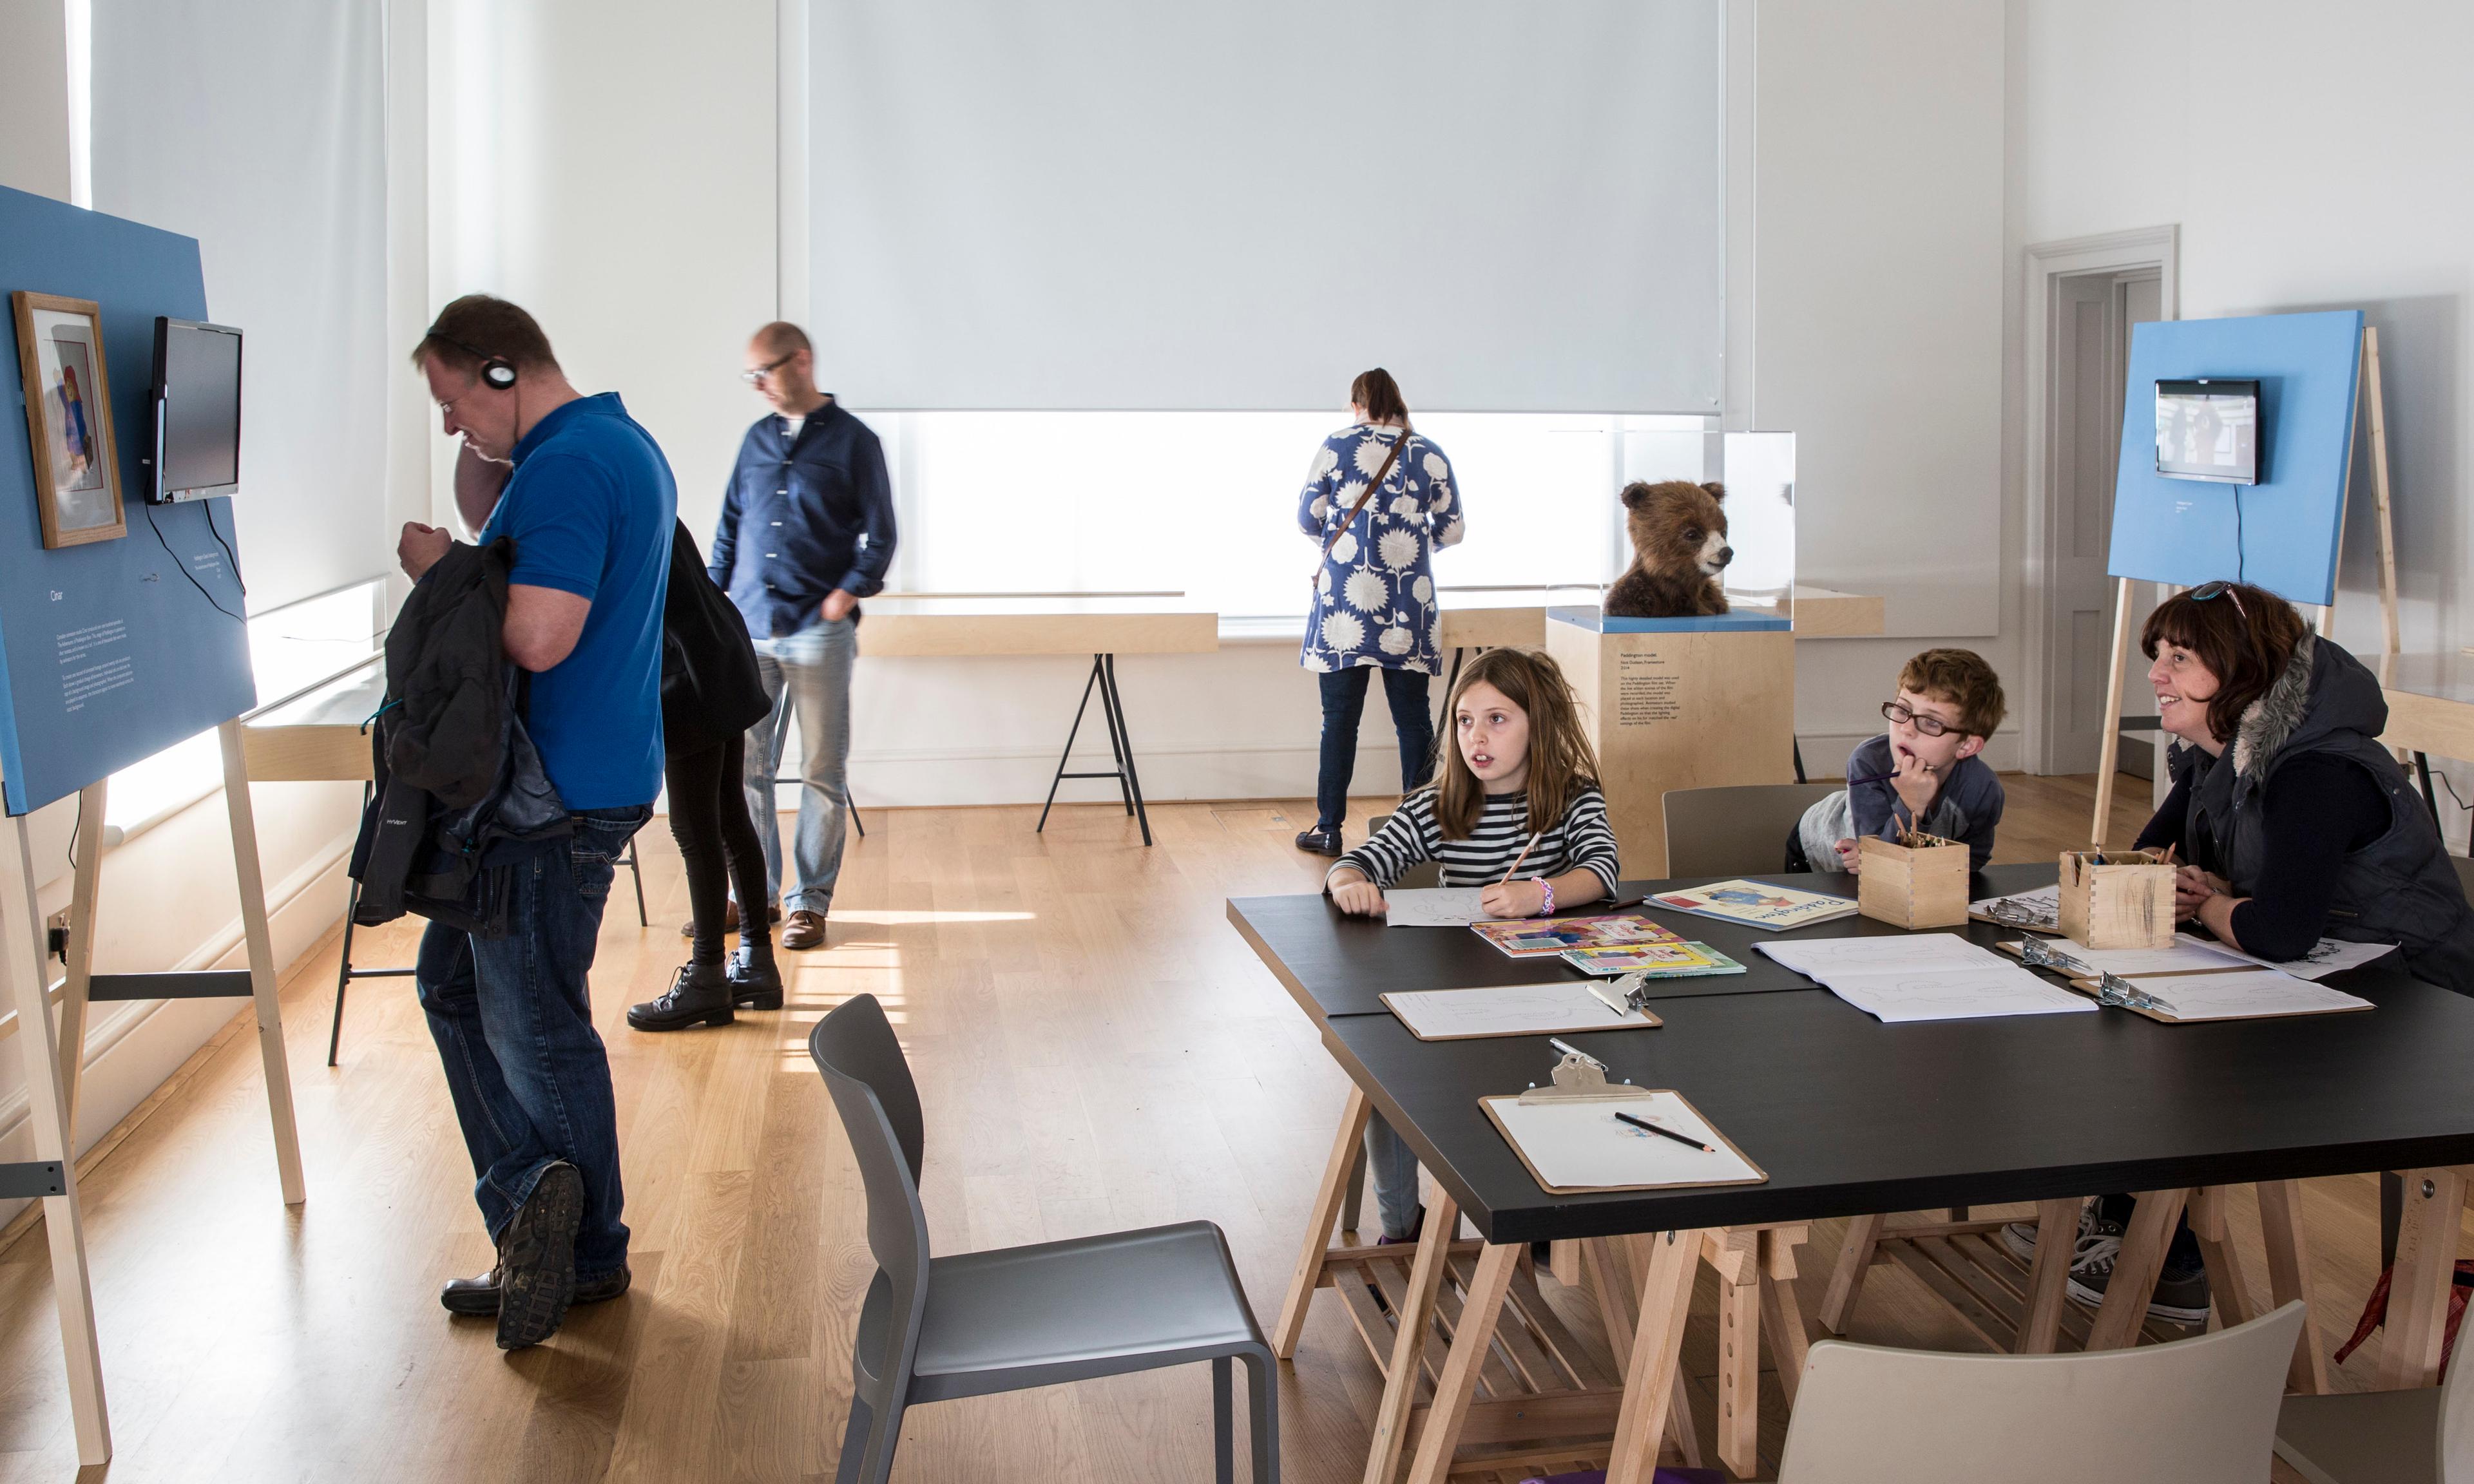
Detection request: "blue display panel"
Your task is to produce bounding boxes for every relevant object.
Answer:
[0,185,254,815]
[2106,310,2363,606]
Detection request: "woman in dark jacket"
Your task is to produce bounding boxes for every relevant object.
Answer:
[2133,580,2474,993]
[628,521,780,1031]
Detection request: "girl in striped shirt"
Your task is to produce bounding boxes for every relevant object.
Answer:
[1324,647,1622,1240]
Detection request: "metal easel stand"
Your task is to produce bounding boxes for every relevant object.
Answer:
[327,782,650,1066]
[1036,651,1153,846]
[0,717,309,1464]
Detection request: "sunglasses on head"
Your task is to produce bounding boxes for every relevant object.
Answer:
[2189,580,2248,621]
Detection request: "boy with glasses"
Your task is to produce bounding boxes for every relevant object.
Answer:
[1792,647,2008,874]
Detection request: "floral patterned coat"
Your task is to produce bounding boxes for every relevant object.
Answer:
[1296,423,1464,673]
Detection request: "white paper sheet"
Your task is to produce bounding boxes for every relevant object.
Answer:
[2120,969,2373,1021]
[1483,1092,1762,1191]
[1383,983,1655,1040]
[1997,938,2252,976]
[1383,888,1495,928]
[2176,933,2398,981]
[1758,936,2097,1023]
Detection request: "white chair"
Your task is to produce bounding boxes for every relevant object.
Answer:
[1775,1301,2305,1484]
[2274,1320,2474,1483]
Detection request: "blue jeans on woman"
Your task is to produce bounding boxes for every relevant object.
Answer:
[416,806,647,1279]
[1315,665,1435,833]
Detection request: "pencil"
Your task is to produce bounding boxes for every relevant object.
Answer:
[1613,1109,1716,1153]
[1500,832,1542,886]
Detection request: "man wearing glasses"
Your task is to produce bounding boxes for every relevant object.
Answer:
[707,322,897,951]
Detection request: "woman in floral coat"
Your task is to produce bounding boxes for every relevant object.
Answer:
[1293,368,1465,856]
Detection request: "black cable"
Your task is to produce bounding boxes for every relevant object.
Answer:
[2234,488,2245,583]
[142,500,245,623]
[2433,769,2474,815]
[203,497,245,597]
[67,790,81,871]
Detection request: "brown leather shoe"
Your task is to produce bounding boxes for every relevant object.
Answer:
[678,899,782,939]
[779,909,826,951]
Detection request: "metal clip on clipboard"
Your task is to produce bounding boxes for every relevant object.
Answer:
[2018,938,2178,1014]
[1584,971,1657,1018]
[1518,1043,1656,1106]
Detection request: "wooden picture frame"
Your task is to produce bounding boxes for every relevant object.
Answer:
[12,292,128,548]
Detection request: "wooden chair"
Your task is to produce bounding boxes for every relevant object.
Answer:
[1660,783,1845,877]
[1776,1301,2306,1483]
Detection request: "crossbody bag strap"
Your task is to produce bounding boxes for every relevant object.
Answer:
[1314,427,1410,575]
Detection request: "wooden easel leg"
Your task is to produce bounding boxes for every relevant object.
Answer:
[1361,1183,1457,1484]
[2254,1180,2329,1394]
[2363,327,2402,660]
[2018,1197,2080,1354]
[1604,1230,1707,1484]
[1274,1084,1372,1360]
[55,780,108,1136]
[3,817,110,1463]
[2377,1168,2461,1390]
[1716,1253,1759,1478]
[1817,1211,1885,1335]
[2085,1188,2189,1351]
[1397,1231,1515,1484]
[1586,1235,1703,1469]
[2187,1186,2260,1329]
[219,720,306,1206]
[2090,576,2137,846]
[1760,1227,1813,1403]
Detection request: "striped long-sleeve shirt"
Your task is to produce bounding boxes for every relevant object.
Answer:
[1332,787,1622,900]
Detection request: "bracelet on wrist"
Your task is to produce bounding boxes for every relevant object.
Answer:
[1533,876,1554,915]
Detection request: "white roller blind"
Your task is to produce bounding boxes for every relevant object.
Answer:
[93,0,389,613]
[811,0,1724,412]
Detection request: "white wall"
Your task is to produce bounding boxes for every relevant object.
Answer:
[0,0,70,201]
[2004,0,2474,839]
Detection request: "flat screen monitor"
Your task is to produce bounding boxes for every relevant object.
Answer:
[147,317,242,502]
[2154,377,2259,485]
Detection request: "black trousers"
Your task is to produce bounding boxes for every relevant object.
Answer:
[666,733,772,964]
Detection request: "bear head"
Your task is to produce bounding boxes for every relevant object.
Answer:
[1618,480,1731,579]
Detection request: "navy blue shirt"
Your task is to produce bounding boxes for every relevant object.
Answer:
[481,394,675,810]
[711,401,897,640]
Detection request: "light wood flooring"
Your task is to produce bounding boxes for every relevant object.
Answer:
[0,774,2441,1481]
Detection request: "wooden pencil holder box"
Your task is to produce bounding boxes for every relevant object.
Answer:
[1856,835,1970,930]
[2058,849,2176,949]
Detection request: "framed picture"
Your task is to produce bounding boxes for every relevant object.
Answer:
[12,291,127,548]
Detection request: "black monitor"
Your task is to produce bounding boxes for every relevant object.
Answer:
[146,317,242,503]
[2154,377,2260,485]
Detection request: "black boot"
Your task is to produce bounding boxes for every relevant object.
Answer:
[729,944,784,1011]
[626,961,735,1031]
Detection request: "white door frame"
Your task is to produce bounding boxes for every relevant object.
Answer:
[2021,226,2180,775]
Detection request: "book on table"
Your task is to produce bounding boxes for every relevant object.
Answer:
[1560,941,1745,978]
[1470,911,1685,958]
[1649,879,1859,931]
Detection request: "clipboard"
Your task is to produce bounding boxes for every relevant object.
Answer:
[2059,969,2375,1025]
[1380,982,1663,1042]
[1478,1052,1766,1195]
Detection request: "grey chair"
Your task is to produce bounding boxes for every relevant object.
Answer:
[810,994,1277,1484]
[1662,781,1847,878]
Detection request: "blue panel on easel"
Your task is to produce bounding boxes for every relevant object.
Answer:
[2105,310,2363,606]
[0,185,256,815]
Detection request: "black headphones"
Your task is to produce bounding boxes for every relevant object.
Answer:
[432,331,517,390]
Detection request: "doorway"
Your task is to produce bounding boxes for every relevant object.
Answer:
[2023,228,2179,781]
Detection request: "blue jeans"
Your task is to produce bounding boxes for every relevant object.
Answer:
[743,619,857,914]
[1364,1116,1423,1239]
[416,806,646,1278]
[1315,666,1435,833]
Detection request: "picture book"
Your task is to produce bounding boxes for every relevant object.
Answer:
[1469,911,1683,959]
[1649,879,1858,931]
[1561,941,1746,978]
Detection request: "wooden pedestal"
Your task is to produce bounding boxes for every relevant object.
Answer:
[1546,609,1796,879]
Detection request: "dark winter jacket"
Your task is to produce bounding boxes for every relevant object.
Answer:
[661,521,771,754]
[2166,632,2474,994]
[349,538,571,937]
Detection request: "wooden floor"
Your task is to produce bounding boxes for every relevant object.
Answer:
[0,774,2437,1481]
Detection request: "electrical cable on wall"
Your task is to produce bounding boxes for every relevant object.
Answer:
[143,502,245,623]
[204,498,246,598]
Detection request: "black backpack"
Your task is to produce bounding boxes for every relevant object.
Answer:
[660,520,772,753]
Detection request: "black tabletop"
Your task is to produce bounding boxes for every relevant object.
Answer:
[1230,864,2060,1023]
[1323,956,2474,1244]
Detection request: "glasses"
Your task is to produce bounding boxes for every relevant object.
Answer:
[740,352,796,385]
[2189,580,2248,621]
[1881,699,1961,737]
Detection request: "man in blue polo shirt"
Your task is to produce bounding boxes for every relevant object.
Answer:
[709,321,896,952]
[397,295,673,1349]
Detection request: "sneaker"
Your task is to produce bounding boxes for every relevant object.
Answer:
[2064,1218,2212,1324]
[496,1162,584,1349]
[2000,1201,2095,1263]
[1294,828,1343,857]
